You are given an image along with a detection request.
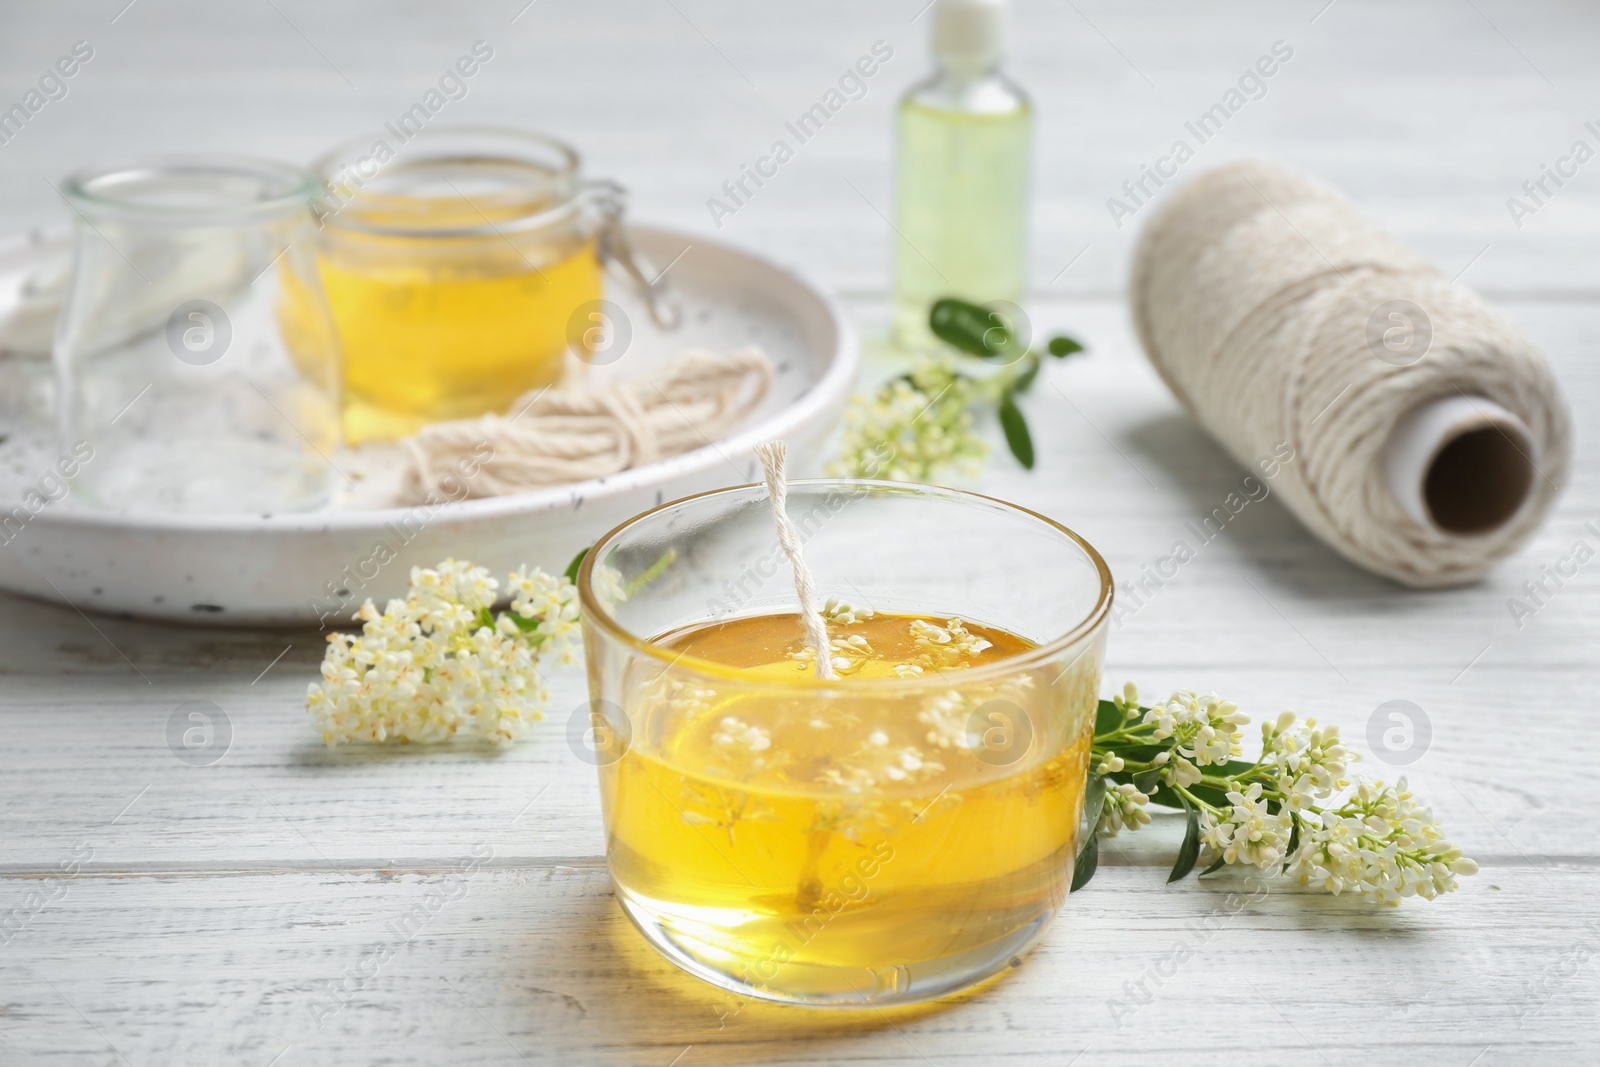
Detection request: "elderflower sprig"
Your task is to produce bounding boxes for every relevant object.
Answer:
[305,558,579,747]
[829,297,1083,481]
[828,354,988,482]
[1075,682,1478,905]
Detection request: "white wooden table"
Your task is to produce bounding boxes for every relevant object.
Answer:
[3,1,1598,1063]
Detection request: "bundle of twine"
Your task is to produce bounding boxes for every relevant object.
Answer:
[398,346,772,504]
[1131,160,1571,588]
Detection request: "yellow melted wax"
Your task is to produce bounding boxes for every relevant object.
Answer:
[600,611,1092,998]
[297,169,604,444]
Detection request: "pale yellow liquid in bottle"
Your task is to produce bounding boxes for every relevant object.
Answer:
[601,612,1090,1003]
[892,83,1032,352]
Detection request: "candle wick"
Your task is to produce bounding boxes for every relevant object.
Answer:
[753,441,835,680]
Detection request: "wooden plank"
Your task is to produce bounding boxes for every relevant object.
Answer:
[0,659,1586,869]
[0,865,1593,1065]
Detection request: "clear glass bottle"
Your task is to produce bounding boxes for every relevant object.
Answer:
[892,0,1032,352]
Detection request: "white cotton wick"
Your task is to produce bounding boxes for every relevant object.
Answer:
[753,440,835,680]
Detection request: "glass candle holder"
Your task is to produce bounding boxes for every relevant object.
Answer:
[54,156,342,514]
[578,481,1113,1006]
[311,126,666,444]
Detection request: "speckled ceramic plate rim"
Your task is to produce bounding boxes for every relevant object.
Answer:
[25,222,859,534]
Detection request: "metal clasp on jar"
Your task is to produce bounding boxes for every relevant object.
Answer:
[587,179,681,330]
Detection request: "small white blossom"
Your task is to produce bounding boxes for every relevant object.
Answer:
[1200,781,1295,869]
[823,596,875,625]
[910,617,992,668]
[790,633,875,675]
[1263,713,1355,808]
[1164,754,1202,788]
[590,562,629,611]
[1143,691,1248,767]
[817,729,944,795]
[917,691,975,750]
[709,716,773,775]
[1098,782,1152,836]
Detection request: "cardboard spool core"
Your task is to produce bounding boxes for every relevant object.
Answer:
[1384,395,1537,538]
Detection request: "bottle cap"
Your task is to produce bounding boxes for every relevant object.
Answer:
[932,0,1006,70]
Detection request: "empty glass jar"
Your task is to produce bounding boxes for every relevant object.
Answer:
[54,156,342,514]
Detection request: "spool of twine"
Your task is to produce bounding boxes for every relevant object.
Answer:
[1131,160,1572,588]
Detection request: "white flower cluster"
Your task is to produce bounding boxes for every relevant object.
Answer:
[1262,710,1354,809]
[1200,781,1294,868]
[1098,781,1152,836]
[708,716,773,776]
[823,596,874,625]
[790,632,875,675]
[305,559,579,747]
[1287,778,1478,904]
[817,728,944,795]
[590,561,629,612]
[1195,711,1351,871]
[910,617,993,668]
[1091,683,1478,904]
[1143,690,1249,789]
[827,357,987,482]
[918,691,975,750]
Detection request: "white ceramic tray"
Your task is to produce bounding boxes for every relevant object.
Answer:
[0,225,857,626]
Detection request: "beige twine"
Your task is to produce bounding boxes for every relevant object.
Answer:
[753,440,834,679]
[398,347,772,503]
[1131,160,1571,588]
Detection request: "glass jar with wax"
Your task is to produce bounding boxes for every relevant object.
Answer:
[577,482,1112,1006]
[308,127,669,443]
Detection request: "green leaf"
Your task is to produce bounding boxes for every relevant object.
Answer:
[1284,814,1301,872]
[1047,335,1084,358]
[929,298,1011,358]
[1168,800,1201,883]
[1094,698,1125,737]
[1146,782,1185,810]
[998,391,1034,470]
[1185,783,1229,805]
[1199,855,1227,877]
[1082,774,1107,837]
[1071,831,1099,891]
[563,546,589,585]
[1132,769,1162,796]
[1011,354,1042,395]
